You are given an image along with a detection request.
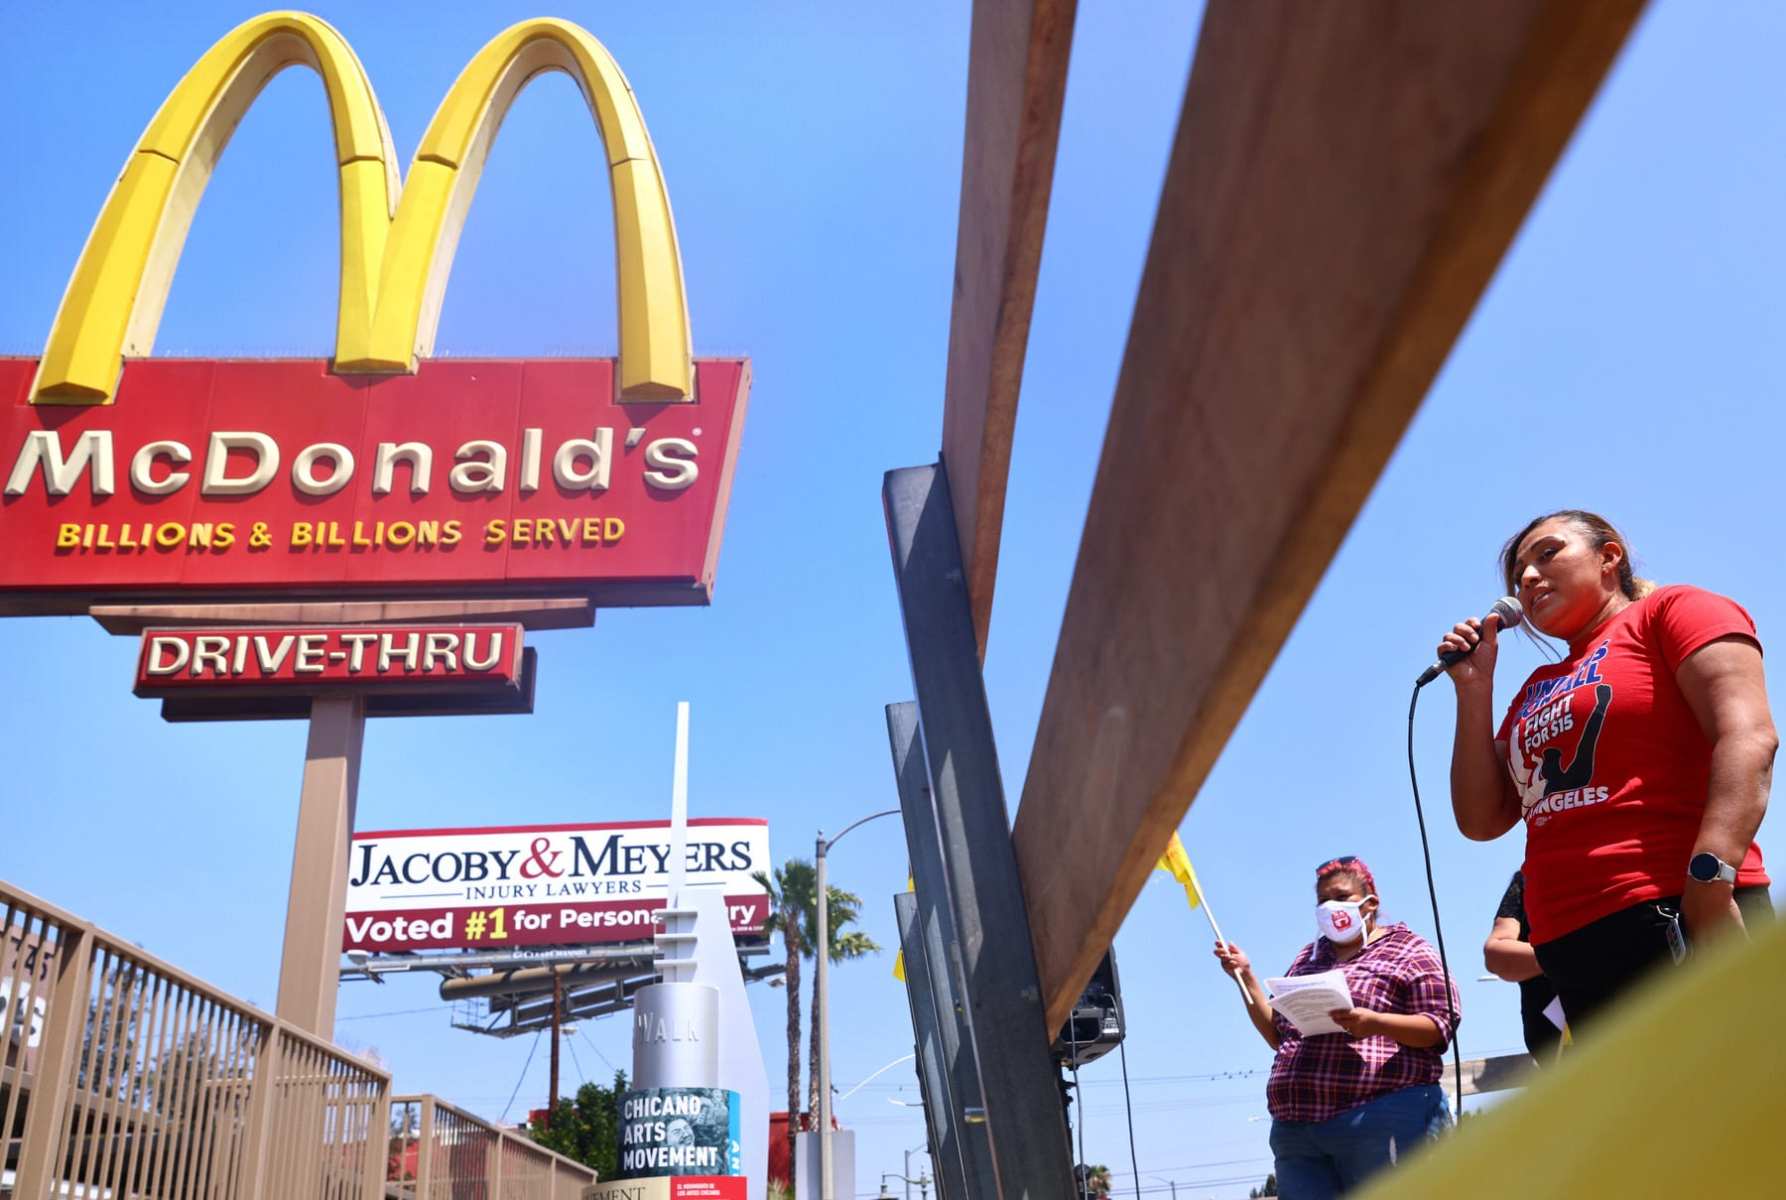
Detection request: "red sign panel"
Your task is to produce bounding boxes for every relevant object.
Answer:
[0,358,748,613]
[133,623,524,694]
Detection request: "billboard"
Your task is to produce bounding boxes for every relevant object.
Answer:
[1,14,747,614]
[343,819,770,953]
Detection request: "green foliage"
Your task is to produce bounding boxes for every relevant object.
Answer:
[808,883,882,965]
[756,859,815,1194]
[756,858,882,965]
[1249,1170,1279,1197]
[527,1069,628,1177]
[755,860,816,960]
[804,880,881,1114]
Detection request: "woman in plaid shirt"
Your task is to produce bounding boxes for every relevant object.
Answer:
[1213,856,1458,1199]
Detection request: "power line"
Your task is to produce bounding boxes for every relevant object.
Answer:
[840,1066,1270,1091]
[1105,1156,1274,1178]
[565,1030,587,1086]
[580,1026,622,1077]
[499,1031,542,1123]
[336,1004,454,1021]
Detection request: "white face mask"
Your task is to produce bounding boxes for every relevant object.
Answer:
[1317,897,1373,943]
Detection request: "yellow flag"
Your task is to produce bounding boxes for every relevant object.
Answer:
[893,877,914,982]
[1155,832,1202,912]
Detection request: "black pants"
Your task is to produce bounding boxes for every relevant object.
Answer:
[1533,886,1773,1030]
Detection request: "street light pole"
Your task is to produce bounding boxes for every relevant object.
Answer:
[814,808,899,1200]
[879,1171,931,1200]
[1138,1173,1178,1199]
[900,1142,928,1200]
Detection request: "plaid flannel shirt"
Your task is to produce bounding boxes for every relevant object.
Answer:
[1265,922,1460,1123]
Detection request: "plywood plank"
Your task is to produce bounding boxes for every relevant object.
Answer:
[1011,0,1647,1031]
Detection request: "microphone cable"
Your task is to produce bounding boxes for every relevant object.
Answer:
[1407,683,1465,1118]
[1112,1004,1142,1200]
[1065,1016,1088,1199]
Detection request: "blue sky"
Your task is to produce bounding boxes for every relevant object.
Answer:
[4,2,1784,1196]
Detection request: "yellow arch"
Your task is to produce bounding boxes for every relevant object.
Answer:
[33,13,693,405]
[359,19,693,401]
[32,11,398,404]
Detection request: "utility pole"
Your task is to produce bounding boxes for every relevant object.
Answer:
[548,973,563,1127]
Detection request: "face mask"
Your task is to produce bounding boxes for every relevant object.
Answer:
[1317,897,1372,943]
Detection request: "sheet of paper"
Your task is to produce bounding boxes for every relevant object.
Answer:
[1264,969,1354,1037]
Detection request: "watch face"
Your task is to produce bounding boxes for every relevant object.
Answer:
[1688,853,1723,883]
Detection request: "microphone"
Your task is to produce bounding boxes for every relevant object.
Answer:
[1415,596,1523,688]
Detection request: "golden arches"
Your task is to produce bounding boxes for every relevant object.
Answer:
[359,19,691,399]
[31,12,396,404]
[32,12,693,406]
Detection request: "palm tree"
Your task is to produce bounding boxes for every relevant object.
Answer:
[803,883,881,1119]
[755,859,815,1192]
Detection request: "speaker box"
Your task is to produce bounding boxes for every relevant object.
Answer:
[1052,949,1124,1067]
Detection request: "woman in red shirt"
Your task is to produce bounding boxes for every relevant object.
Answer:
[1439,510,1776,1028]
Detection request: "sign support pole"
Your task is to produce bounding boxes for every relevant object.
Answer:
[275,693,366,1036]
[886,701,995,1199]
[883,463,1075,1199]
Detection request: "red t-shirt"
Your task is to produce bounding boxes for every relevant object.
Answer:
[1496,585,1769,943]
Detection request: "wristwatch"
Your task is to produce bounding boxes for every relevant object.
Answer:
[1687,852,1738,886]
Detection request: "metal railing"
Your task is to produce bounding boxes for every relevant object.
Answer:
[2,879,390,1198]
[386,1094,596,1199]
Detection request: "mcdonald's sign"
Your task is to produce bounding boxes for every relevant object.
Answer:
[0,13,748,613]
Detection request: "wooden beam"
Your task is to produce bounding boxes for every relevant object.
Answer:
[941,0,1076,657]
[1012,0,1647,1031]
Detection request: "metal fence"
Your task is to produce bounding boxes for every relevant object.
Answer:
[387,1095,596,1199]
[1,879,389,1199]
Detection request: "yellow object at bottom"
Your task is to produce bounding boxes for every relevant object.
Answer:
[1362,916,1786,1198]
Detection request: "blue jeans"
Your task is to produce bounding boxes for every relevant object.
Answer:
[1268,1084,1451,1199]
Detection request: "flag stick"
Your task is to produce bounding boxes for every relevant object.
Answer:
[1194,886,1254,1006]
